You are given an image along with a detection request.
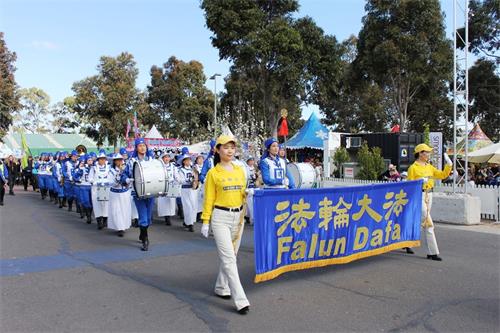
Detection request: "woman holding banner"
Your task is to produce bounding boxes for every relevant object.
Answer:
[201,135,250,315]
[407,143,452,261]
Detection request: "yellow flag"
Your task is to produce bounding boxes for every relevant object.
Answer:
[21,131,31,169]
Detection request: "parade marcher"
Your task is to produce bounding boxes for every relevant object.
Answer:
[177,154,197,232]
[88,149,111,230]
[22,156,35,191]
[259,138,295,189]
[63,151,78,212]
[245,156,258,224]
[36,153,49,199]
[119,147,129,161]
[121,138,155,251]
[46,153,57,203]
[54,152,66,208]
[72,155,93,224]
[107,153,131,237]
[199,139,216,183]
[194,155,204,223]
[278,144,290,163]
[407,143,453,261]
[201,135,250,315]
[6,155,19,196]
[0,159,8,206]
[157,152,178,226]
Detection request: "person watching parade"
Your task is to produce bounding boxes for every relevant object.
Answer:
[121,138,155,251]
[0,159,9,206]
[201,134,250,315]
[259,138,295,189]
[407,143,453,261]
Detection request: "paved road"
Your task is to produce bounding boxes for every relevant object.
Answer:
[1,187,499,332]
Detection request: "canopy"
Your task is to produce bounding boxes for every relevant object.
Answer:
[186,141,210,154]
[449,123,493,155]
[286,112,329,150]
[145,125,163,139]
[468,142,500,164]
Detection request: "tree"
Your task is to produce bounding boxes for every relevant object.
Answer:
[51,97,79,133]
[354,0,453,132]
[333,146,349,178]
[0,32,20,139]
[202,0,343,138]
[147,56,214,142]
[468,59,500,141]
[72,52,147,147]
[456,0,499,59]
[14,87,51,133]
[356,143,385,181]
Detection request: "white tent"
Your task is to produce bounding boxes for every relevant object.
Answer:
[187,141,210,154]
[468,142,500,164]
[145,125,163,139]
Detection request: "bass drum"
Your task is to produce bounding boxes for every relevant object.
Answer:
[288,163,316,189]
[133,159,168,198]
[165,181,181,198]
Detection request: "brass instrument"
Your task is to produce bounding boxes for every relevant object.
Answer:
[76,144,87,155]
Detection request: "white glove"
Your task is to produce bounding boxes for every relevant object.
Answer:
[201,224,209,238]
[283,178,289,187]
[422,177,429,184]
[444,153,452,166]
[245,188,254,196]
[126,178,134,185]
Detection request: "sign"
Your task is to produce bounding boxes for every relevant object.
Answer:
[344,167,354,178]
[429,132,443,170]
[126,138,182,150]
[252,181,422,283]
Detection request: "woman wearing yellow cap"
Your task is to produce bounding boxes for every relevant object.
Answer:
[201,135,250,315]
[407,143,452,261]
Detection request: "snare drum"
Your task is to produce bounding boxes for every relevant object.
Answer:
[165,181,181,198]
[288,163,316,189]
[133,159,168,198]
[96,185,110,201]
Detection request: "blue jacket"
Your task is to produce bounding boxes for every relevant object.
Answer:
[0,163,8,182]
[199,155,214,183]
[259,156,295,189]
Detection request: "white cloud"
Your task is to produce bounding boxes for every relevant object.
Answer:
[30,40,59,50]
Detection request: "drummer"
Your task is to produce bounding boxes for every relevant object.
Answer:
[259,138,295,189]
[177,154,197,232]
[121,138,155,251]
[157,151,178,226]
[88,149,111,230]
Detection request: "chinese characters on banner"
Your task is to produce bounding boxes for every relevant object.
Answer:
[253,180,423,283]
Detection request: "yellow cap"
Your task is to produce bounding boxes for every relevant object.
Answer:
[216,135,237,146]
[414,143,433,153]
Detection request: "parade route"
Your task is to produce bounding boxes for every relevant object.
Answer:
[1,188,499,332]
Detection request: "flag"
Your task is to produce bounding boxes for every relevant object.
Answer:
[277,116,289,137]
[20,130,31,169]
[133,111,139,138]
[126,119,131,138]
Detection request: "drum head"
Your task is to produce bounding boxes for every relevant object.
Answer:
[133,161,143,196]
[288,163,302,189]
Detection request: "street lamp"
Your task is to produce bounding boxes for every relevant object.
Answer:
[209,73,221,137]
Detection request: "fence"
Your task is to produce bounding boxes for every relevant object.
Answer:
[322,177,500,222]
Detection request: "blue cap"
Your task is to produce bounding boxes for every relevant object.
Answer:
[119,147,127,155]
[134,138,146,147]
[78,155,86,163]
[89,152,97,159]
[71,150,78,156]
[209,139,216,149]
[181,147,189,155]
[97,149,106,159]
[264,138,278,149]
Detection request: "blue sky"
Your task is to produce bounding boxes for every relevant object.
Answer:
[1,0,457,119]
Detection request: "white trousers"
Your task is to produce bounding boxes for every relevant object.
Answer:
[211,208,250,311]
[421,192,439,255]
[181,188,197,225]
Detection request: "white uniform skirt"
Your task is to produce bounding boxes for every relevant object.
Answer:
[108,190,132,231]
[157,195,176,217]
[91,186,110,217]
[181,188,198,225]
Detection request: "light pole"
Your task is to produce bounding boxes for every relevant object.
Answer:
[209,73,221,137]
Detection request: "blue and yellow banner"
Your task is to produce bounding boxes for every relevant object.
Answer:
[253,180,423,283]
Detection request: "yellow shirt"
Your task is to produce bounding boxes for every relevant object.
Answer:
[407,162,452,190]
[201,162,247,224]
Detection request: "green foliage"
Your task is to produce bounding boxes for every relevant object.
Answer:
[51,97,79,133]
[72,52,147,146]
[202,0,343,138]
[15,87,51,133]
[353,0,453,132]
[423,124,430,145]
[0,32,20,139]
[333,146,349,178]
[356,142,385,181]
[468,59,500,141]
[146,56,214,142]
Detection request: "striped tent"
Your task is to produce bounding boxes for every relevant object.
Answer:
[0,133,113,157]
